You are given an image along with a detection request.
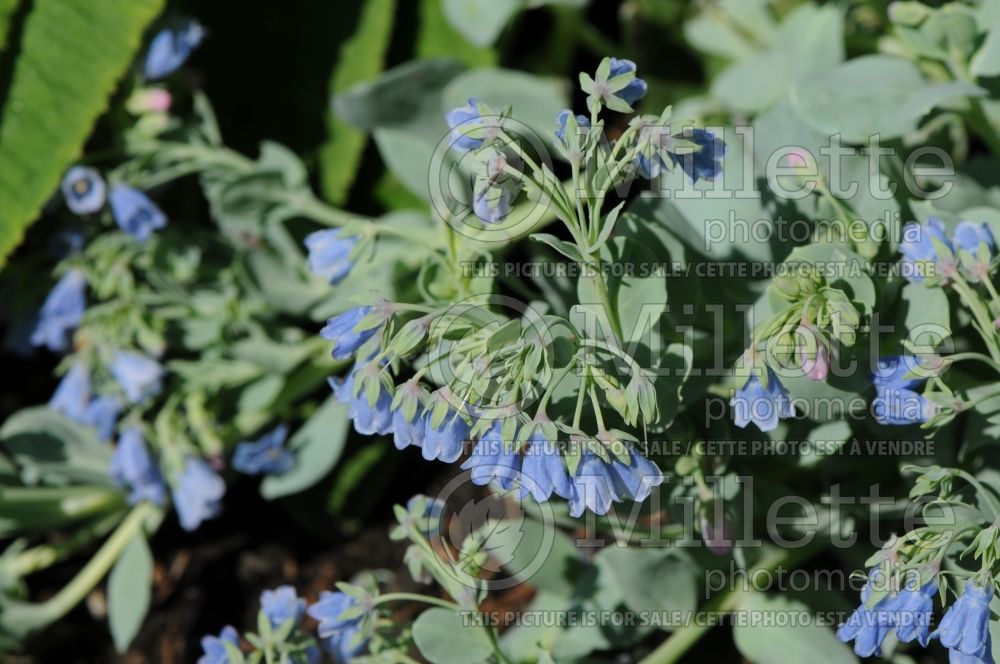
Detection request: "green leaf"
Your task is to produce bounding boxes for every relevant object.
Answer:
[790,55,983,143]
[733,593,860,664]
[595,548,697,625]
[260,396,350,499]
[417,0,496,67]
[441,0,520,47]
[0,408,114,487]
[412,608,493,664]
[0,0,165,265]
[488,516,581,597]
[319,0,396,204]
[107,532,153,652]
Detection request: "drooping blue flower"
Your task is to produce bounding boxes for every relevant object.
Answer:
[554,110,590,142]
[109,185,167,242]
[82,395,122,442]
[197,625,240,664]
[109,428,167,506]
[472,185,514,224]
[731,368,794,432]
[260,585,306,630]
[667,129,726,182]
[421,408,471,463]
[954,221,995,255]
[304,229,358,285]
[30,269,86,353]
[61,166,107,215]
[173,457,225,531]
[837,567,896,658]
[873,386,932,425]
[873,355,925,390]
[307,591,368,663]
[461,421,520,490]
[111,350,164,404]
[932,581,995,662]
[321,306,378,360]
[232,425,294,476]
[144,18,206,80]
[445,97,490,152]
[900,218,953,283]
[49,363,92,422]
[608,449,664,503]
[608,58,647,106]
[330,370,394,437]
[567,451,622,517]
[890,576,937,646]
[392,402,425,451]
[519,431,572,502]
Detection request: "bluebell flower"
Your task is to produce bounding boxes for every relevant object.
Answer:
[392,401,425,450]
[232,425,294,476]
[472,185,514,224]
[49,363,92,422]
[61,166,106,215]
[873,386,932,425]
[555,110,590,142]
[731,368,794,432]
[144,18,206,80]
[954,221,995,255]
[932,582,995,662]
[330,370,394,436]
[109,428,167,506]
[567,451,623,517]
[198,625,239,664]
[421,408,471,463]
[461,421,520,490]
[519,431,572,502]
[308,591,368,663]
[82,395,122,442]
[890,576,937,646]
[304,229,358,284]
[900,218,953,283]
[109,184,167,241]
[445,97,489,152]
[321,306,378,360]
[873,355,925,390]
[608,58,647,105]
[261,585,306,629]
[173,458,225,531]
[111,350,164,404]
[837,567,896,657]
[608,449,664,503]
[30,269,86,352]
[667,129,726,182]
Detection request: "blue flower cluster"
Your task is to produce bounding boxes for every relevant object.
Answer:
[261,585,306,629]
[110,428,167,506]
[731,367,794,432]
[322,306,664,516]
[173,458,226,531]
[198,625,239,664]
[59,167,169,242]
[839,569,995,663]
[900,217,995,283]
[308,591,369,662]
[872,355,933,426]
[636,127,726,182]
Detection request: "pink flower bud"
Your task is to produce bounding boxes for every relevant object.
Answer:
[128,88,173,114]
[800,343,829,381]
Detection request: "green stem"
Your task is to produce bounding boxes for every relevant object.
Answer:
[2,503,161,636]
[589,258,624,342]
[374,592,460,611]
[945,352,1000,375]
[952,276,1000,361]
[958,470,1000,520]
[10,511,123,577]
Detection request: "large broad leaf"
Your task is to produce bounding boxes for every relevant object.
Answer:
[790,55,985,143]
[733,593,856,664]
[319,0,396,204]
[595,547,698,624]
[0,0,19,49]
[0,407,114,486]
[412,608,494,664]
[260,396,350,499]
[0,0,165,265]
[417,0,496,68]
[107,531,153,652]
